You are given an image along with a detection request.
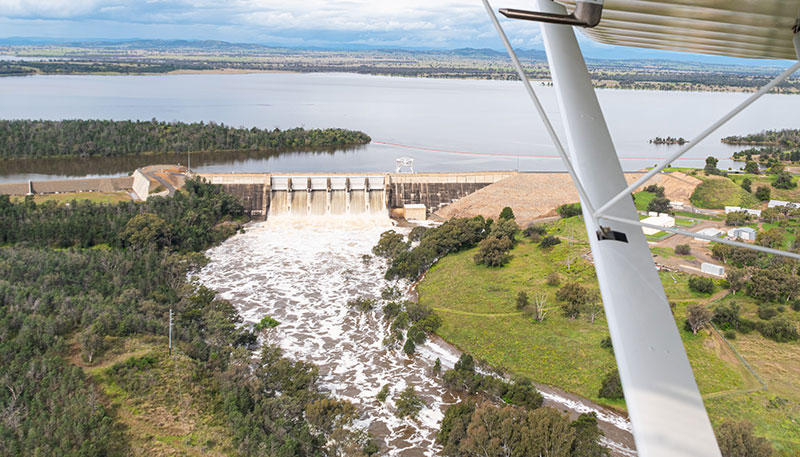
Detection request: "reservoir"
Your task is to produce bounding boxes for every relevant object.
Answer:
[2,72,800,182]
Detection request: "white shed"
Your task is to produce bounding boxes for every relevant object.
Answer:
[403,204,427,221]
[701,263,725,276]
[641,214,675,235]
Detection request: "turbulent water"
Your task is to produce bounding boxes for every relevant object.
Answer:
[198,216,637,456]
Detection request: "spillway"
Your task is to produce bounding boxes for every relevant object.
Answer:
[269,175,387,218]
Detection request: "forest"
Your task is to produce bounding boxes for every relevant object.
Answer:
[0,119,371,159]
[722,129,800,147]
[0,179,375,457]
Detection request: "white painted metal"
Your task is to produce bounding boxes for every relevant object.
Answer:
[558,0,800,60]
[535,1,722,455]
[480,0,598,222]
[593,60,800,219]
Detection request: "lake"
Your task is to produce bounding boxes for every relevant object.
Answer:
[1,72,799,183]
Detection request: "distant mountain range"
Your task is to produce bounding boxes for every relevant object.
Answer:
[0,37,789,71]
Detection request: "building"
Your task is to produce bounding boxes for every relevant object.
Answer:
[403,203,427,221]
[768,200,800,209]
[694,227,724,241]
[641,214,675,235]
[727,226,757,241]
[701,262,725,276]
[724,206,761,217]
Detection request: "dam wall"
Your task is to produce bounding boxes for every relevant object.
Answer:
[197,171,515,219]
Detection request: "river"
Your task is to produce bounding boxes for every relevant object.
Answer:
[197,215,636,456]
[2,72,800,183]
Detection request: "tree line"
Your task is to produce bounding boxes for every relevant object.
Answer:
[0,119,371,159]
[722,129,800,147]
[0,179,376,457]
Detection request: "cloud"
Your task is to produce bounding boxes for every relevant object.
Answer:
[0,0,547,49]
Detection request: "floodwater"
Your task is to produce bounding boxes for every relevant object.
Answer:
[197,216,637,456]
[2,72,800,182]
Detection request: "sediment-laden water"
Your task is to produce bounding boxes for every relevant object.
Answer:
[198,217,637,456]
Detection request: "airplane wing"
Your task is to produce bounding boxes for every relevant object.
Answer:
[558,0,800,60]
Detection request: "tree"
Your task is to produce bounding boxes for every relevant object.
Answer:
[740,177,752,192]
[598,369,623,400]
[519,407,576,457]
[715,420,773,457]
[474,236,513,267]
[704,156,720,175]
[376,385,390,402]
[755,186,771,201]
[556,203,581,218]
[712,303,741,330]
[675,244,691,255]
[79,322,105,364]
[761,207,781,223]
[546,272,561,286]
[647,196,671,214]
[532,293,548,322]
[556,283,591,319]
[744,160,760,174]
[570,413,610,457]
[726,268,747,295]
[499,206,515,220]
[725,211,751,226]
[688,276,715,294]
[643,184,665,197]
[686,305,712,335]
[121,212,170,250]
[758,316,799,342]
[372,230,409,259]
[773,171,797,190]
[756,228,785,249]
[395,386,423,419]
[748,267,799,302]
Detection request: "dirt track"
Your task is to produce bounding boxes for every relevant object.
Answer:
[435,171,702,225]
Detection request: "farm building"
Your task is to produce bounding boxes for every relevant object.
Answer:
[701,263,725,276]
[694,227,724,241]
[641,214,675,235]
[727,227,757,241]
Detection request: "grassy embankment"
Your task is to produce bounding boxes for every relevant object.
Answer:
[12,191,132,204]
[727,172,800,202]
[68,335,235,457]
[418,215,799,455]
[690,175,761,209]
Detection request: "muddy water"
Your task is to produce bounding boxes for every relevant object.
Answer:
[197,217,637,456]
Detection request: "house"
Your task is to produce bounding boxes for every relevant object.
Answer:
[694,227,724,241]
[641,214,675,235]
[701,262,725,276]
[727,226,757,241]
[724,206,741,214]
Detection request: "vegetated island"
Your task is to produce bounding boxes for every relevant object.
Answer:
[722,128,800,147]
[650,136,687,145]
[0,119,371,160]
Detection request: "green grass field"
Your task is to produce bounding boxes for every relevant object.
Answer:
[633,191,656,211]
[728,172,800,202]
[690,176,761,209]
[418,217,800,454]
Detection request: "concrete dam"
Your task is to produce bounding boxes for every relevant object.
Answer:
[198,172,513,218]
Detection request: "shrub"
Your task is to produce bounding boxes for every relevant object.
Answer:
[758,307,778,320]
[473,236,513,267]
[740,177,752,192]
[376,384,389,402]
[432,358,441,375]
[600,336,613,351]
[539,235,561,249]
[716,420,773,457]
[254,315,280,330]
[382,301,402,320]
[403,338,416,355]
[792,300,800,312]
[372,230,409,259]
[347,297,376,312]
[712,303,740,330]
[724,330,736,339]
[688,276,714,294]
[523,224,547,238]
[546,272,561,287]
[408,226,429,242]
[643,184,665,197]
[598,369,623,400]
[773,171,796,189]
[675,244,691,255]
[758,316,799,342]
[744,161,760,174]
[556,203,581,218]
[516,291,529,311]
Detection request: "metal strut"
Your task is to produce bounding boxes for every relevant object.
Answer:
[500,0,603,27]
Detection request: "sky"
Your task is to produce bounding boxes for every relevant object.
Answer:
[0,0,792,66]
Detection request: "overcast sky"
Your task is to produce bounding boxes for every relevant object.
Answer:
[0,0,790,64]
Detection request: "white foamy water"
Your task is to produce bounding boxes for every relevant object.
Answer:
[198,215,636,456]
[198,215,458,456]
